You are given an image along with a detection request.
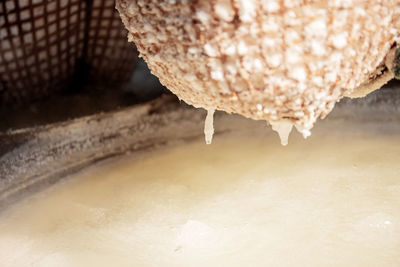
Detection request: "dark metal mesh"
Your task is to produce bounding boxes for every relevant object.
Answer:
[0,0,137,106]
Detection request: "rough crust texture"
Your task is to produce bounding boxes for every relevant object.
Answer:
[117,0,400,134]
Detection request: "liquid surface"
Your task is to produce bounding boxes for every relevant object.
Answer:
[1,120,400,267]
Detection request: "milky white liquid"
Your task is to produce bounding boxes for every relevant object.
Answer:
[270,120,294,146]
[204,108,215,144]
[1,120,400,267]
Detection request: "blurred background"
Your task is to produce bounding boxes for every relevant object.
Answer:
[0,0,166,131]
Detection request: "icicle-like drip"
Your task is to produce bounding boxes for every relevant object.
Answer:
[204,108,215,144]
[270,120,293,146]
[295,124,311,139]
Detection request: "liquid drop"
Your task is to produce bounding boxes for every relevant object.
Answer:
[204,108,215,144]
[270,120,293,146]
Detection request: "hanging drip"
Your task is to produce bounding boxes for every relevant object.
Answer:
[204,109,215,145]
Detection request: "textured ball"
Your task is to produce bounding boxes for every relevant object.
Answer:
[117,0,400,135]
